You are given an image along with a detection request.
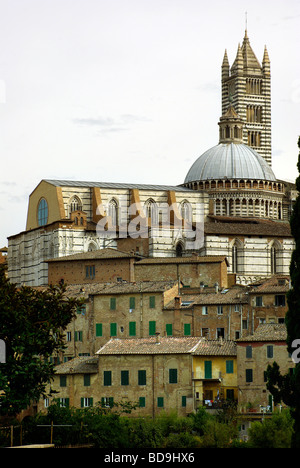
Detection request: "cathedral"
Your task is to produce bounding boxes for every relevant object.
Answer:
[7,30,295,287]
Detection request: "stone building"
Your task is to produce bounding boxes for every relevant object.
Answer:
[236,323,294,411]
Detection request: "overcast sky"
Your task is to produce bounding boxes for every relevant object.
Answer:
[0,0,299,248]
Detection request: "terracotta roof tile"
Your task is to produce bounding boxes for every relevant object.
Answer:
[237,323,287,342]
[96,336,202,355]
[193,339,237,356]
[55,356,99,374]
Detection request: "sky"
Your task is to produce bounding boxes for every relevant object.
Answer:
[0,0,299,248]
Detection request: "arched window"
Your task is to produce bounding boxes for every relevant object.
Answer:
[270,241,282,274]
[231,239,243,274]
[144,199,158,227]
[180,201,192,222]
[38,198,48,226]
[108,199,119,227]
[69,196,82,215]
[176,242,183,257]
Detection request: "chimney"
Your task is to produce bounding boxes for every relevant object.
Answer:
[155,332,161,344]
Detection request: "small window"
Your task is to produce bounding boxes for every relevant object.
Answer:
[275,295,286,307]
[60,375,67,387]
[157,397,164,408]
[256,296,263,306]
[246,345,252,358]
[202,306,208,315]
[139,397,146,408]
[121,370,129,386]
[129,321,136,336]
[110,323,117,337]
[182,396,187,407]
[138,370,146,386]
[129,297,136,309]
[103,371,112,386]
[267,345,274,358]
[74,331,83,342]
[81,397,93,408]
[96,323,103,337]
[86,265,95,280]
[184,323,191,336]
[169,368,178,384]
[149,321,156,336]
[84,374,91,387]
[166,324,173,336]
[217,305,223,315]
[110,298,116,310]
[226,360,234,374]
[246,369,253,383]
[149,296,156,309]
[38,198,48,226]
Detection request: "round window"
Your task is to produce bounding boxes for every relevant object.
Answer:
[38,198,48,226]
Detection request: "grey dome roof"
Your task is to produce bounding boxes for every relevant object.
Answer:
[184,143,276,184]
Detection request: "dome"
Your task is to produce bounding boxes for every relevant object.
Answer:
[184,142,276,184]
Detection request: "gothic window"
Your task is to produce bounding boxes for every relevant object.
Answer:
[176,242,183,257]
[144,199,158,226]
[108,199,119,227]
[69,196,82,213]
[231,239,243,274]
[180,201,192,222]
[270,241,282,275]
[38,198,48,226]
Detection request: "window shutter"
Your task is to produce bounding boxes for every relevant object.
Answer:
[129,297,135,309]
[104,371,112,386]
[110,323,117,337]
[129,321,136,336]
[121,370,129,386]
[110,297,116,310]
[149,321,156,336]
[96,323,103,337]
[149,296,155,308]
[226,360,234,374]
[139,397,146,408]
[184,323,191,336]
[138,370,146,386]
[182,396,187,407]
[166,324,173,336]
[157,397,164,408]
[169,368,178,384]
[204,361,212,379]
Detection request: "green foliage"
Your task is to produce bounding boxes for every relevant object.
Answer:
[248,410,294,448]
[0,268,82,416]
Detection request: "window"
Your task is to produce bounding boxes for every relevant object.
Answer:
[139,397,146,408]
[217,306,223,315]
[129,297,136,310]
[85,265,95,280]
[226,360,234,374]
[77,304,86,314]
[267,345,274,358]
[38,198,48,226]
[149,321,156,336]
[110,298,116,310]
[129,321,136,336]
[246,369,253,383]
[202,306,208,315]
[121,370,129,386]
[110,323,117,337]
[275,295,286,307]
[149,296,156,309]
[184,323,191,336]
[84,374,91,387]
[204,361,212,379]
[74,331,83,342]
[182,396,187,407]
[169,368,178,384]
[157,397,164,408]
[166,324,173,336]
[59,398,69,408]
[256,296,263,306]
[138,370,146,386]
[246,345,252,358]
[96,323,103,337]
[217,328,224,339]
[81,397,93,408]
[70,196,82,213]
[101,397,114,408]
[103,371,112,386]
[60,375,67,387]
[66,331,71,342]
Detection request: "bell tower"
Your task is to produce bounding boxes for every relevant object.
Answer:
[221,30,272,166]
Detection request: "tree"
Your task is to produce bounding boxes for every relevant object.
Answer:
[0,265,82,417]
[266,136,300,447]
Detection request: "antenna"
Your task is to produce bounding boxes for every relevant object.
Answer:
[245,11,248,32]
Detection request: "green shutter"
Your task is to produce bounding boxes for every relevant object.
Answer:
[110,297,116,310]
[84,374,91,386]
[204,361,212,379]
[138,370,146,385]
[139,397,146,408]
[81,397,84,408]
[166,324,173,336]
[182,396,187,407]
[129,297,135,309]
[60,375,67,387]
[169,368,178,384]
[104,371,112,386]
[157,397,164,408]
[129,321,136,336]
[121,370,129,386]
[109,397,114,408]
[149,320,156,336]
[226,360,234,374]
[96,323,103,337]
[149,296,155,308]
[184,323,191,336]
[110,322,117,336]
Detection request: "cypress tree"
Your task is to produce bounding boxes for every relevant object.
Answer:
[267,136,300,447]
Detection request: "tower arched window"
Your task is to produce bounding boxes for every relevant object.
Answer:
[108,199,119,227]
[144,199,158,227]
[69,196,82,214]
[231,239,243,274]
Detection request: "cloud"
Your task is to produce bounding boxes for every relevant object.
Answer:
[72,114,151,134]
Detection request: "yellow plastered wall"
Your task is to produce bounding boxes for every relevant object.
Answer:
[26,181,66,230]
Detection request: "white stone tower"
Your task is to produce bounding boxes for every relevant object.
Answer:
[221,30,272,166]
